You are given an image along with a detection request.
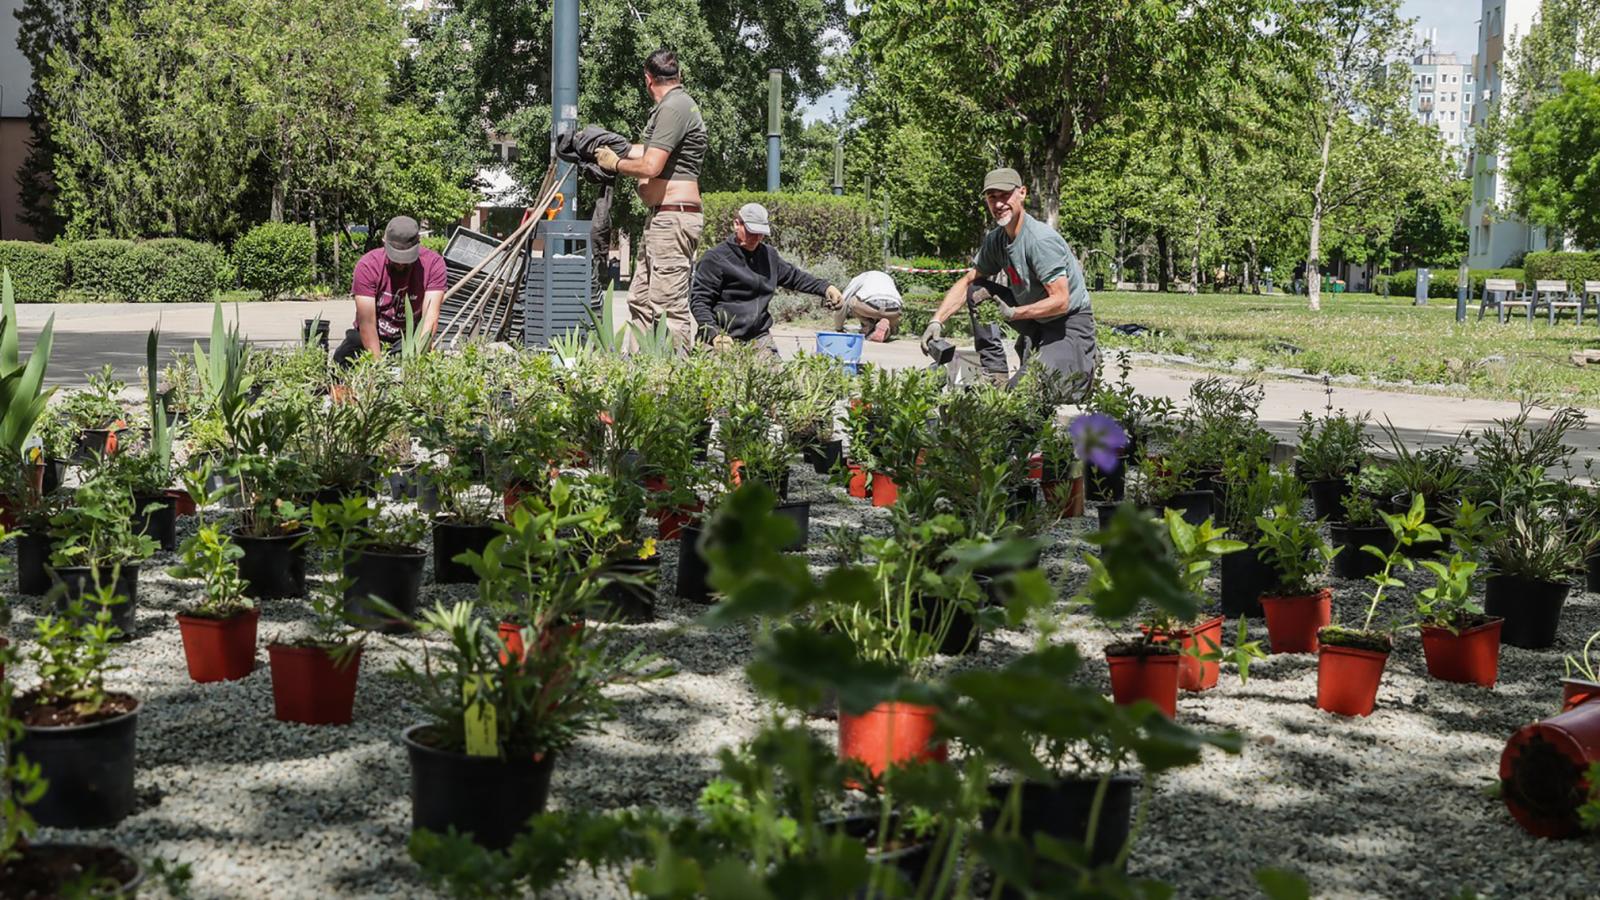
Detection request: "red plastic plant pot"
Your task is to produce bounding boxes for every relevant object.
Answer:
[1316,644,1389,717]
[847,464,869,499]
[1561,678,1600,713]
[267,643,362,726]
[1180,616,1224,692]
[170,488,197,517]
[1500,702,1600,838]
[837,702,947,779]
[1027,452,1044,481]
[497,621,527,666]
[1106,651,1180,718]
[1043,476,1086,518]
[655,502,703,541]
[1420,619,1503,688]
[871,472,899,507]
[176,607,261,683]
[1260,588,1332,654]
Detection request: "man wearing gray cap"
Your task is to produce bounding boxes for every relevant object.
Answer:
[921,168,1096,393]
[333,215,447,366]
[688,202,844,355]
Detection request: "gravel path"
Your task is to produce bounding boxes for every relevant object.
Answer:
[5,466,1598,898]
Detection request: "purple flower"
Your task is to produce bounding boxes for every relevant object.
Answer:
[1070,413,1130,474]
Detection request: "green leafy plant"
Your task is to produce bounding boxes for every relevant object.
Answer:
[48,473,158,569]
[1254,505,1340,596]
[1321,494,1438,652]
[1565,628,1600,683]
[1413,553,1482,632]
[27,581,124,718]
[1484,494,1580,583]
[166,467,251,619]
[1341,491,1383,528]
[1377,417,1467,505]
[0,269,57,457]
[1294,408,1368,480]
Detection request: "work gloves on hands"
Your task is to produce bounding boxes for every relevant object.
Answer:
[824,286,844,310]
[969,282,1018,320]
[712,334,734,352]
[595,147,621,173]
[919,320,943,355]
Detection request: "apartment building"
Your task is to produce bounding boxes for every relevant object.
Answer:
[1466,0,1549,268]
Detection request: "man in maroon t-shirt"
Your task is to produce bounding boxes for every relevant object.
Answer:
[333,216,448,366]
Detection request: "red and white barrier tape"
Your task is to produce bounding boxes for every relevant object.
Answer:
[887,264,968,274]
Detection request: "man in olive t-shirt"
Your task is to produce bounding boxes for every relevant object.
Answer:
[596,48,707,352]
[921,167,1097,395]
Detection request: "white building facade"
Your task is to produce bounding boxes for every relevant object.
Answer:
[1408,46,1475,160]
[1466,0,1550,268]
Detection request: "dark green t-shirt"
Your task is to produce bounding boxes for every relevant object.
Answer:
[972,213,1091,316]
[641,86,707,182]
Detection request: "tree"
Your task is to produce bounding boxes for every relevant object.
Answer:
[13,0,111,238]
[1506,70,1600,249]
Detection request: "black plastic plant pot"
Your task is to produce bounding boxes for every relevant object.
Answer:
[1306,478,1350,522]
[1007,483,1038,520]
[1163,489,1214,527]
[1,844,144,896]
[916,594,980,656]
[804,438,844,475]
[981,775,1139,876]
[1218,547,1274,618]
[1087,456,1126,503]
[233,529,309,599]
[72,426,127,463]
[591,552,658,623]
[823,814,934,895]
[345,546,427,633]
[773,500,811,551]
[403,724,555,851]
[133,492,177,552]
[1094,502,1122,531]
[1586,553,1600,594]
[676,522,712,603]
[15,696,140,829]
[53,565,139,636]
[41,457,67,494]
[433,519,498,585]
[303,318,330,350]
[1330,523,1394,580]
[388,466,422,502]
[16,531,55,595]
[1484,573,1569,649]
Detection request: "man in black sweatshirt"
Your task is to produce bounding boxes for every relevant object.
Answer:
[689,202,843,355]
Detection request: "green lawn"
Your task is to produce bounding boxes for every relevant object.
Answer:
[1088,290,1600,407]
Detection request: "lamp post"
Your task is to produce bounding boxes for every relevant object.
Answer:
[550,0,578,226]
[767,69,782,192]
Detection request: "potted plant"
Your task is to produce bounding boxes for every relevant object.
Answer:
[844,367,939,508]
[1144,510,1246,694]
[1036,418,1086,516]
[1377,418,1466,556]
[1483,493,1578,650]
[720,400,808,547]
[227,396,316,599]
[167,468,258,683]
[1316,495,1435,717]
[1216,461,1297,618]
[58,366,129,461]
[268,498,369,725]
[1294,408,1368,519]
[0,633,144,894]
[1414,552,1500,687]
[394,599,654,850]
[0,447,66,595]
[1123,452,1209,527]
[1329,477,1397,580]
[783,352,850,475]
[423,459,502,585]
[1562,628,1600,712]
[47,472,159,636]
[1254,502,1340,654]
[13,582,139,828]
[1084,350,1175,502]
[338,499,429,633]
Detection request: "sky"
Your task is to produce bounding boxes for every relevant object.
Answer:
[804,1,1485,124]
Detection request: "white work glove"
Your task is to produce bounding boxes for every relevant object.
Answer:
[595,147,621,173]
[713,334,734,352]
[919,320,943,354]
[994,299,1018,321]
[824,285,844,310]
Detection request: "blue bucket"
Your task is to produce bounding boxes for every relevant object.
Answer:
[815,331,864,364]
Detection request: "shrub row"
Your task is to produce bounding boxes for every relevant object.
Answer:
[1523,251,1600,287]
[1386,268,1526,300]
[0,242,67,301]
[701,192,879,274]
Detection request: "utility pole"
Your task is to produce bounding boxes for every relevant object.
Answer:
[767,69,782,193]
[832,140,844,195]
[551,0,579,225]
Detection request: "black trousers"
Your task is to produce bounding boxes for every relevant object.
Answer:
[331,329,400,368]
[1011,308,1097,399]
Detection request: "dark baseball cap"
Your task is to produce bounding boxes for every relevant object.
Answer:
[384,216,421,265]
[982,167,1023,194]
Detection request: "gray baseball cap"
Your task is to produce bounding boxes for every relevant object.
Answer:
[982,167,1024,194]
[737,202,771,235]
[383,216,422,264]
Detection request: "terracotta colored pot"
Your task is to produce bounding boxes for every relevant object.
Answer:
[1027,452,1044,481]
[1561,678,1600,713]
[1043,476,1087,517]
[1260,589,1332,654]
[1141,616,1224,692]
[1316,644,1389,717]
[838,702,947,779]
[1420,619,1503,688]
[871,472,899,507]
[655,502,703,541]
[171,488,197,517]
[267,643,362,725]
[1106,651,1180,718]
[497,621,527,666]
[1500,702,1600,838]
[176,607,259,683]
[847,464,869,499]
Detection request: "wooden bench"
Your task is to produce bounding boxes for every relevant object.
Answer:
[1537,279,1584,325]
[1479,278,1533,323]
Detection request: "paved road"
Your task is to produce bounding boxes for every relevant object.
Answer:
[14,301,1600,466]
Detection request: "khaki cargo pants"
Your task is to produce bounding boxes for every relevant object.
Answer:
[627,211,703,352]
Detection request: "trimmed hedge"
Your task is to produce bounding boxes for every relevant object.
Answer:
[701,192,878,273]
[1387,267,1525,299]
[234,222,316,298]
[111,239,224,302]
[1524,251,1600,287]
[0,242,67,302]
[66,239,137,299]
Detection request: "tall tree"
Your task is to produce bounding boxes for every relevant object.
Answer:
[1507,70,1600,249]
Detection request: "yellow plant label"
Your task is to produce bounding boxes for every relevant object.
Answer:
[462,676,498,757]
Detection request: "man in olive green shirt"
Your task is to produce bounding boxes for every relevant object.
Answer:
[921,167,1097,394]
[597,48,708,352]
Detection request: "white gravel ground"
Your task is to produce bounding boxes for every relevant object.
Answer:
[5,464,1599,899]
